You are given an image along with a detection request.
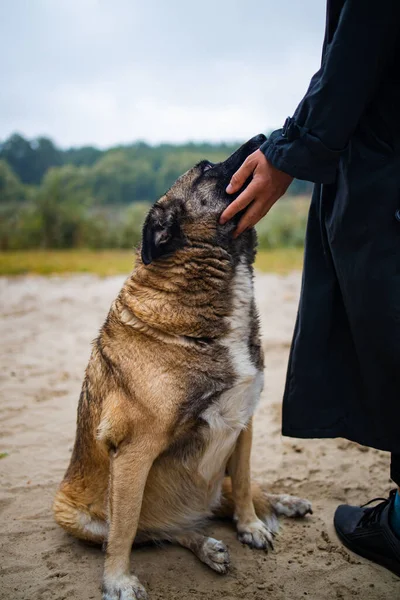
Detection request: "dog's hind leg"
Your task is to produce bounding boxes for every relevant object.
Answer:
[53,489,109,544]
[222,419,276,549]
[218,479,312,518]
[216,478,313,523]
[216,477,279,530]
[216,477,313,541]
[173,532,230,574]
[213,419,312,548]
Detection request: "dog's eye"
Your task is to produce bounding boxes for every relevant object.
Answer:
[196,160,215,173]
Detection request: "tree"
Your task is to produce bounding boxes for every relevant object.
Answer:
[0,134,36,184]
[0,133,62,184]
[30,136,63,182]
[35,165,93,247]
[0,160,26,203]
[91,152,156,204]
[63,145,102,167]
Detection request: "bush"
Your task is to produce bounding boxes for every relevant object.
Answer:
[0,196,310,252]
[83,203,150,249]
[0,133,313,252]
[256,196,309,250]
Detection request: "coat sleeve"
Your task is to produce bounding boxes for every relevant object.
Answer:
[260,0,400,184]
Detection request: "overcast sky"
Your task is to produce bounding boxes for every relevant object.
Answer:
[0,0,326,148]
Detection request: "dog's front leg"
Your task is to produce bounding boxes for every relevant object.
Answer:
[102,437,162,600]
[228,418,274,550]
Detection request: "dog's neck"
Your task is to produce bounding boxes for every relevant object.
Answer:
[116,245,235,340]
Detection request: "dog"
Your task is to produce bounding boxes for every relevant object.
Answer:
[53,134,312,600]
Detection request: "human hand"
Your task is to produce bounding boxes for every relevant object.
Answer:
[219,149,293,237]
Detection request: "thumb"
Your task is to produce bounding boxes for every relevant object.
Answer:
[226,156,254,194]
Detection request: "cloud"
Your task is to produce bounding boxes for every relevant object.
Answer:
[0,0,325,147]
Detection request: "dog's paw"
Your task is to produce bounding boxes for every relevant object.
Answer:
[199,537,230,574]
[237,518,274,551]
[271,494,313,518]
[102,574,148,600]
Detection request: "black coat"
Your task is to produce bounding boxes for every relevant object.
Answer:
[260,0,400,453]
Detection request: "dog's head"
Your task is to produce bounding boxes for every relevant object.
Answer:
[140,134,267,266]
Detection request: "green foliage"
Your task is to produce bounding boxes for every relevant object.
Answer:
[0,134,62,184]
[0,160,27,203]
[256,196,309,249]
[0,132,311,251]
[80,203,150,249]
[63,145,102,167]
[91,152,155,204]
[34,165,93,248]
[0,203,42,250]
[0,133,239,198]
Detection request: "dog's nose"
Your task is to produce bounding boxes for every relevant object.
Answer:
[219,134,268,181]
[238,133,267,160]
[249,133,267,146]
[245,134,267,153]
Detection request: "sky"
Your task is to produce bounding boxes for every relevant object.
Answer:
[0,0,326,148]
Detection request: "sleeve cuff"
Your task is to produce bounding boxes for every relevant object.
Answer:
[260,118,343,184]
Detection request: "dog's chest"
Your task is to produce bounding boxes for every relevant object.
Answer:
[198,261,264,480]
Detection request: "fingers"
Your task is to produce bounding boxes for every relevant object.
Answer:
[220,181,258,224]
[233,199,270,238]
[226,156,254,195]
[219,149,291,235]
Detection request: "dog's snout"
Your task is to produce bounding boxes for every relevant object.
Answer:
[219,133,267,180]
[248,133,267,149]
[238,134,267,157]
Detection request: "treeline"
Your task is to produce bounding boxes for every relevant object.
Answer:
[0,133,312,250]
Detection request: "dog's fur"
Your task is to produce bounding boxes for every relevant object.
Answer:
[53,135,312,600]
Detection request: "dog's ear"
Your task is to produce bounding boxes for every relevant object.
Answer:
[141,201,186,265]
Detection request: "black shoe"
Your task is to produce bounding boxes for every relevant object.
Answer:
[334,489,400,577]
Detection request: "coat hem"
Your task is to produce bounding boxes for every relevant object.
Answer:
[282,425,398,454]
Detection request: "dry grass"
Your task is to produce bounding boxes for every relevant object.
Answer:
[0,248,304,277]
[255,247,304,274]
[0,250,136,277]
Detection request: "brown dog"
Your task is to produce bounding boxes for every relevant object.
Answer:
[53,134,312,600]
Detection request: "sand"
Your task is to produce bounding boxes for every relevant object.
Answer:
[0,272,398,600]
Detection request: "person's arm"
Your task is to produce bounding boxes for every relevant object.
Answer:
[221,0,400,234]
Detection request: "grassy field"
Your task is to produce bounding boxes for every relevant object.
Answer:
[0,248,304,276]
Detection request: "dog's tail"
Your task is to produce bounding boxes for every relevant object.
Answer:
[215,477,312,530]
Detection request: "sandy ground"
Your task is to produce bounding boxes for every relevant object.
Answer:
[0,272,398,600]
